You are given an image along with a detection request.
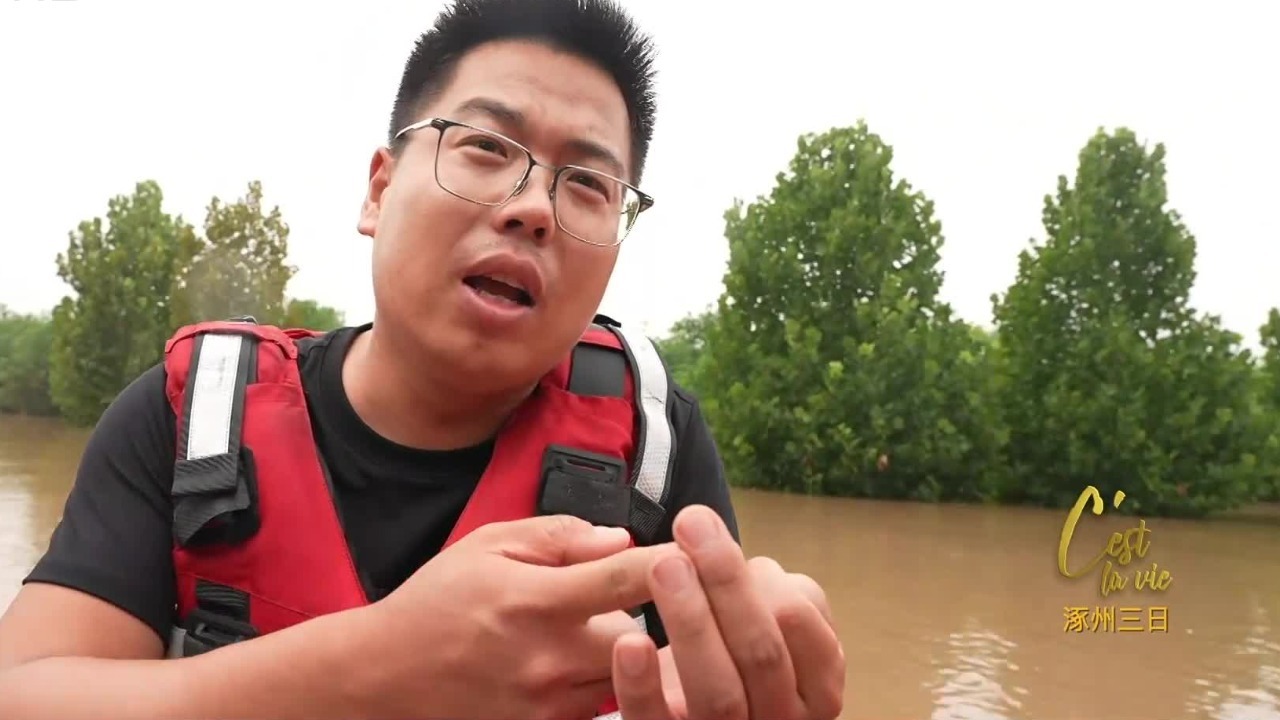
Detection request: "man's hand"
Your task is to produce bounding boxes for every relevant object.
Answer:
[610,505,845,720]
[356,514,682,720]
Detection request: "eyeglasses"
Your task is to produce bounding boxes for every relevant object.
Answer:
[393,117,654,248]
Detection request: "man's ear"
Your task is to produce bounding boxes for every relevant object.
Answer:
[357,146,395,238]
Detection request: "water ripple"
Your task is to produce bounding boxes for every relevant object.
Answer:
[1185,597,1280,720]
[927,621,1026,720]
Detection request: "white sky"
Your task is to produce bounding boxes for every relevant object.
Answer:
[1,0,1276,347]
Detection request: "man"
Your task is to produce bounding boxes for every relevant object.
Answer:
[0,0,845,718]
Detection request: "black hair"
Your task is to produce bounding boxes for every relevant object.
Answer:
[389,0,658,184]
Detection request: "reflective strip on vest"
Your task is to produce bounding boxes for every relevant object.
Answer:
[184,332,248,462]
[612,323,674,510]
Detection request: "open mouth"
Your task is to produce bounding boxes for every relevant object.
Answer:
[463,275,535,308]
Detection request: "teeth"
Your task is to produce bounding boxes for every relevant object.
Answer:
[479,287,520,305]
[489,273,525,292]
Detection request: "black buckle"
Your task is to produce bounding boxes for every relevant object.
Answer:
[182,607,258,656]
[538,446,631,527]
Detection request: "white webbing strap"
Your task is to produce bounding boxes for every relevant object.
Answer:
[590,324,674,720]
[611,323,675,513]
[172,330,254,547]
[184,333,247,460]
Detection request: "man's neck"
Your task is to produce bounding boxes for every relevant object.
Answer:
[340,327,533,450]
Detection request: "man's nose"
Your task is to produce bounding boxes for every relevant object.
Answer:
[492,166,557,243]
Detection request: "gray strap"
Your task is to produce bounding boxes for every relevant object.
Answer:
[165,627,187,659]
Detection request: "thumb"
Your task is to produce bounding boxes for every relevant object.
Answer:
[477,515,634,567]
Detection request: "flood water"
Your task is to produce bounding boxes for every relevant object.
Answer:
[2,413,1278,719]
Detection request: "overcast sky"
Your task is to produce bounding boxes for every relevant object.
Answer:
[1,0,1276,346]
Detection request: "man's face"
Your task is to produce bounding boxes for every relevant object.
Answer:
[358,39,635,391]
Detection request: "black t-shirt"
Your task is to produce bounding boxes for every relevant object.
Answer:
[23,324,739,649]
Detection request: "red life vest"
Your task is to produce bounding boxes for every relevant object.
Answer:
[160,317,676,720]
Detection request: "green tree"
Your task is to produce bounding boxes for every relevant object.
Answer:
[49,181,201,426]
[653,308,717,393]
[176,180,295,325]
[699,121,1007,501]
[281,298,346,331]
[992,127,1263,517]
[0,306,57,416]
[1260,309,1280,410]
[1255,309,1280,498]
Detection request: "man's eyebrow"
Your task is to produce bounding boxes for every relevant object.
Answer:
[455,96,525,128]
[564,138,625,179]
[454,96,627,179]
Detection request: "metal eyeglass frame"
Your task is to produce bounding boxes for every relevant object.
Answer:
[392,117,655,247]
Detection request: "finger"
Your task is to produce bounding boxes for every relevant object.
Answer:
[748,558,834,621]
[484,515,634,567]
[548,543,682,618]
[674,507,799,720]
[559,525,638,566]
[565,610,650,682]
[776,599,846,720]
[786,571,835,627]
[612,633,675,720]
[749,560,844,718]
[649,552,748,720]
[750,559,839,638]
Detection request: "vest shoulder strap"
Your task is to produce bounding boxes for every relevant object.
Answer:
[164,318,314,548]
[558,315,677,546]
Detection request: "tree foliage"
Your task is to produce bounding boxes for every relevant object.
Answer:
[653,308,716,392]
[48,181,201,425]
[0,306,58,416]
[1255,308,1280,498]
[282,298,346,331]
[1260,309,1280,411]
[175,180,296,326]
[696,121,1007,501]
[6,179,344,426]
[992,128,1264,517]
[652,122,1279,518]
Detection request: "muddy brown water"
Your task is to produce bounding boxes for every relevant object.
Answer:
[2,414,1277,719]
